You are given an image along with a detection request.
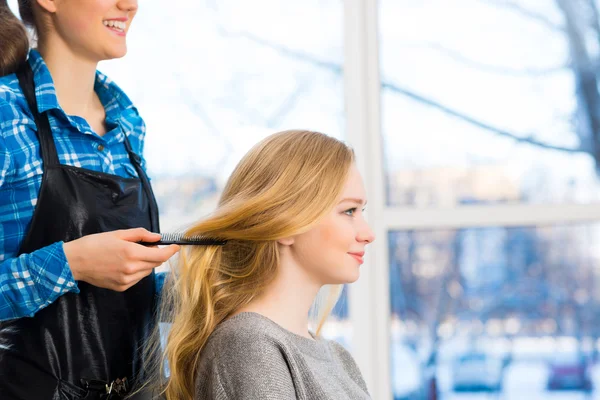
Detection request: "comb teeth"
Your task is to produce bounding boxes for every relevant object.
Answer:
[162,233,227,245]
[139,233,227,246]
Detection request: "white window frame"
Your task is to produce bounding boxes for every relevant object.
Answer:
[343,1,600,398]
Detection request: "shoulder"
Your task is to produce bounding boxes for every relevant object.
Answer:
[327,338,354,361]
[0,73,22,102]
[95,70,146,139]
[196,313,297,397]
[326,339,369,390]
[198,313,295,377]
[95,70,136,112]
[203,313,291,360]
[0,73,22,101]
[0,76,34,161]
[0,73,30,134]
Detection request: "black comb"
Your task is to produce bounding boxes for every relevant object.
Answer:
[139,232,227,246]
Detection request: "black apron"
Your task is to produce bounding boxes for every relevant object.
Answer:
[0,62,160,399]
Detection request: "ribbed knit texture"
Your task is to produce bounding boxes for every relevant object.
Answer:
[195,312,371,400]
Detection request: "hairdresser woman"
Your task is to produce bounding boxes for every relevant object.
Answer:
[0,0,179,398]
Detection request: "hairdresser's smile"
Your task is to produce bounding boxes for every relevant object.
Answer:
[103,18,128,36]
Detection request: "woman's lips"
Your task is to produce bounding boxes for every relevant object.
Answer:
[348,252,364,264]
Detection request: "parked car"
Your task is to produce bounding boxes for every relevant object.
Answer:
[452,352,504,392]
[546,352,592,391]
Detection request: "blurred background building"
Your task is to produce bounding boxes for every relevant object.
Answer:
[10,0,600,398]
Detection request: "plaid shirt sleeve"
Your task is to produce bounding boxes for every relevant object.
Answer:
[0,52,156,321]
[0,131,79,321]
[0,242,78,320]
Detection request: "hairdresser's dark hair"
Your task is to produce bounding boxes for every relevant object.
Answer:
[0,0,36,76]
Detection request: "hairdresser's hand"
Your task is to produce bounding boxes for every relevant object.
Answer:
[63,228,180,292]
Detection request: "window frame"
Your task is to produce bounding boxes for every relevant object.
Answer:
[343,1,600,398]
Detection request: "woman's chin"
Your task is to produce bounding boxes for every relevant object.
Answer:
[326,270,360,285]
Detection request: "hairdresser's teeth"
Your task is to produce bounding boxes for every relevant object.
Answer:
[103,20,126,31]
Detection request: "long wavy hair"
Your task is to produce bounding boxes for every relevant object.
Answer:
[148,130,355,400]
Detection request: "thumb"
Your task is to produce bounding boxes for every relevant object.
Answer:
[117,228,161,242]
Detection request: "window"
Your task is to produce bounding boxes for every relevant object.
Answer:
[389,223,600,398]
[101,0,344,228]
[379,1,600,398]
[100,0,347,339]
[380,0,600,207]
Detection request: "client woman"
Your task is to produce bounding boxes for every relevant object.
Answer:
[150,130,375,400]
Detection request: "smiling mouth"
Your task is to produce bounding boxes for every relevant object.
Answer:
[103,20,126,33]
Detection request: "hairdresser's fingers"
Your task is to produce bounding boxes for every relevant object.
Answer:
[112,267,155,292]
[116,228,161,243]
[127,243,180,264]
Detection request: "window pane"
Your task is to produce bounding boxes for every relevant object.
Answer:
[389,223,600,399]
[100,0,344,229]
[99,0,347,341]
[379,0,600,206]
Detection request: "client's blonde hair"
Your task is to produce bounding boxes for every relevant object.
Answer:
[150,130,354,400]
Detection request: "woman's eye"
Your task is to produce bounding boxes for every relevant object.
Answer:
[344,208,357,216]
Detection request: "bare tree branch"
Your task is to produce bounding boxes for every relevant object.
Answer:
[218,29,342,73]
[381,82,583,153]
[556,0,600,167]
[482,0,565,32]
[587,0,600,50]
[423,42,568,77]
[221,28,585,155]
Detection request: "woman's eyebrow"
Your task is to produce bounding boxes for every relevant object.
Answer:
[338,198,367,206]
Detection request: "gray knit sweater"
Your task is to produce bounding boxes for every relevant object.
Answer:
[194,312,371,400]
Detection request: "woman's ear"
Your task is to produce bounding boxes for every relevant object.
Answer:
[277,237,295,246]
[35,0,58,13]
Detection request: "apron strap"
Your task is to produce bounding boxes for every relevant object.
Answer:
[120,123,161,233]
[15,62,60,167]
[16,61,160,233]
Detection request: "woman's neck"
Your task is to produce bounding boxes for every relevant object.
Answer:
[237,258,322,339]
[37,39,100,118]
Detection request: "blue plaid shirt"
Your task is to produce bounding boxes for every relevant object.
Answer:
[0,50,164,321]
